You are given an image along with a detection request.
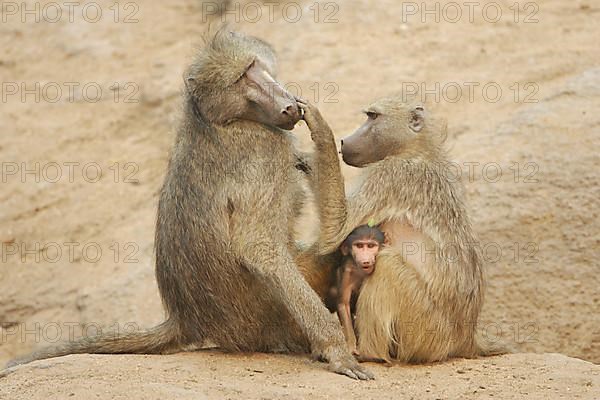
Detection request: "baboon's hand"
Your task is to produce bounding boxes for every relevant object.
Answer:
[329,353,375,380]
[297,98,334,146]
[319,345,375,380]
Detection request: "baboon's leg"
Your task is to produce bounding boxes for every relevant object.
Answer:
[242,244,373,380]
[337,302,358,354]
[295,246,337,300]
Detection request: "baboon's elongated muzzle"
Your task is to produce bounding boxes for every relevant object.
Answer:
[340,122,374,167]
[245,62,301,130]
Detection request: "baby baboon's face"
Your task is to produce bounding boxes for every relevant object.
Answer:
[349,238,380,274]
[340,98,425,167]
[341,225,385,274]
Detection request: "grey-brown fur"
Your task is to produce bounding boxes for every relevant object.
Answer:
[7,29,373,380]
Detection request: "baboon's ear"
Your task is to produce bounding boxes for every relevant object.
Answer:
[341,244,349,256]
[408,105,425,133]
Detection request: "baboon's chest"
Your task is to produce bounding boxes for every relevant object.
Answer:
[226,136,301,225]
[237,149,297,189]
[379,219,433,271]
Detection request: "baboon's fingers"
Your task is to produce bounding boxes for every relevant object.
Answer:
[297,102,308,113]
[354,366,375,380]
[295,97,308,119]
[329,359,375,380]
[294,96,308,105]
[340,368,359,380]
[296,100,315,113]
[296,102,333,143]
[297,102,311,122]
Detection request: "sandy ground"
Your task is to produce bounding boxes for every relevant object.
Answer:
[0,0,599,397]
[1,352,599,400]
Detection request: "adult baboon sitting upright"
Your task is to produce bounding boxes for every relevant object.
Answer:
[298,96,507,362]
[8,28,372,380]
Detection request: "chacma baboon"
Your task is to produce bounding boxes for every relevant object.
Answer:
[7,28,373,380]
[324,224,385,356]
[298,95,508,363]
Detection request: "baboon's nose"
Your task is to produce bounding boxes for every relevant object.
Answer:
[340,139,344,146]
[281,103,300,120]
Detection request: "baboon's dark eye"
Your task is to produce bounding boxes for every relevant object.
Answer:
[366,111,379,120]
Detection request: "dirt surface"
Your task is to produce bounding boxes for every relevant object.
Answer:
[1,352,599,400]
[0,0,599,398]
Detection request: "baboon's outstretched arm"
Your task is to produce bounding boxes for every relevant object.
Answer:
[298,101,377,254]
[292,147,338,214]
[297,101,348,250]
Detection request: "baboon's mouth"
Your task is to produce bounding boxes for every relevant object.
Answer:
[341,151,361,168]
[341,150,372,168]
[277,120,300,131]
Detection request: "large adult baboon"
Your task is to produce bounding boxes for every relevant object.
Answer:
[298,96,507,362]
[7,29,372,380]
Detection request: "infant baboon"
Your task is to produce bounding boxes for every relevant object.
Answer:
[299,96,508,362]
[8,28,372,380]
[325,225,385,356]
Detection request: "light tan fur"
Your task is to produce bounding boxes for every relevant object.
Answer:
[299,95,509,362]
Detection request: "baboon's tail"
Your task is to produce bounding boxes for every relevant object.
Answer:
[5,319,181,368]
[474,329,515,357]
